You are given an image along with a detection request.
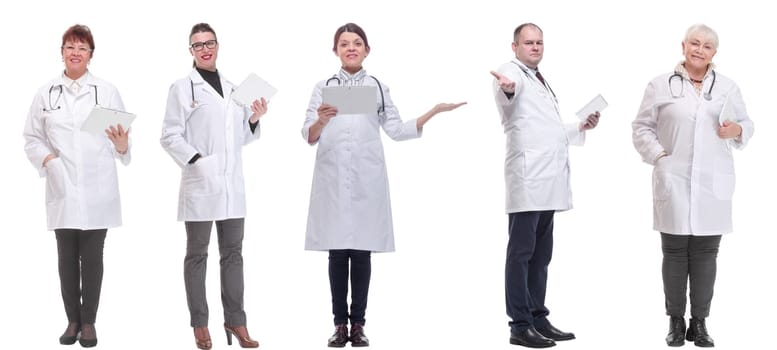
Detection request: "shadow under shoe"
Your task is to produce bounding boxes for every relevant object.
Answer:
[666,316,686,347]
[59,322,80,345]
[79,323,98,348]
[194,326,212,350]
[349,323,370,347]
[686,318,714,347]
[328,324,348,348]
[224,324,259,348]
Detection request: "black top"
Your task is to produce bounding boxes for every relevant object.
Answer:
[196,67,223,97]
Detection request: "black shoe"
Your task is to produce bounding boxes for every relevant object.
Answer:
[349,323,369,347]
[686,318,714,347]
[78,324,98,348]
[328,324,348,348]
[510,327,556,348]
[59,322,80,345]
[666,316,686,347]
[536,323,575,341]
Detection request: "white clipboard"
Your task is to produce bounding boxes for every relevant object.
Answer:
[322,86,376,115]
[232,73,277,106]
[719,97,736,124]
[575,94,608,120]
[80,106,136,134]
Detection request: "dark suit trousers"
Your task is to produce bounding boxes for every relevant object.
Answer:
[329,249,371,325]
[505,211,554,333]
[55,228,107,325]
[184,218,247,327]
[661,233,721,318]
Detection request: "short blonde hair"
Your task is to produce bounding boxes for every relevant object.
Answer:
[684,24,719,49]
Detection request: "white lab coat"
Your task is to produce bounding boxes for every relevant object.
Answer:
[301,70,420,252]
[23,72,131,230]
[161,69,260,221]
[493,59,585,214]
[632,68,753,235]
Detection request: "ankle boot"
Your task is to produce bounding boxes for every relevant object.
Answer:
[224,324,259,348]
[686,318,714,347]
[349,323,369,347]
[665,316,686,347]
[327,324,348,348]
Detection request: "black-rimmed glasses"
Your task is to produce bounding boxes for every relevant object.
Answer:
[190,40,218,51]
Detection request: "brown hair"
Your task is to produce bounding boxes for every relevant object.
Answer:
[513,23,542,42]
[61,24,94,57]
[332,23,369,52]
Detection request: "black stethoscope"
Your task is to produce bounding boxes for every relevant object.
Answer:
[512,61,557,99]
[669,70,716,100]
[189,78,234,108]
[326,75,385,113]
[43,84,98,111]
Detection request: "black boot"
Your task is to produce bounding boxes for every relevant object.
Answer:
[665,316,686,347]
[686,318,714,347]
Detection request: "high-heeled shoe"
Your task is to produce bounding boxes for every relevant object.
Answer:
[224,324,259,348]
[194,327,213,350]
[78,323,98,348]
[59,322,80,345]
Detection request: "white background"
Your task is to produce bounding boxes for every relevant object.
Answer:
[1,1,774,349]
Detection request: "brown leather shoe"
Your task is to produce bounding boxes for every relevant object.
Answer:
[224,324,259,348]
[194,327,212,350]
[349,323,369,347]
[328,324,348,347]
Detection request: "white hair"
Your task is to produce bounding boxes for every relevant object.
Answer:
[684,24,719,49]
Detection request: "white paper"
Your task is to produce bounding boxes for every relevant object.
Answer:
[231,73,277,106]
[322,86,377,115]
[80,106,136,134]
[575,94,608,120]
[719,97,736,124]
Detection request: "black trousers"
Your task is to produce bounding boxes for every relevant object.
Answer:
[661,233,721,319]
[329,249,371,326]
[184,218,247,327]
[505,211,554,333]
[55,228,107,325]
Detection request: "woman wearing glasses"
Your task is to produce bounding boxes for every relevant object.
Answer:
[22,24,131,348]
[632,24,754,347]
[161,22,268,349]
[302,22,465,347]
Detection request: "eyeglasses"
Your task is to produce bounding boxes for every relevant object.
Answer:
[63,45,92,54]
[190,40,218,51]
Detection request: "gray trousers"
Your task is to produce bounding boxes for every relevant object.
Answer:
[55,229,107,325]
[661,233,722,319]
[184,218,247,327]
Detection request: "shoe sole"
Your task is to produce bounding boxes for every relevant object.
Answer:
[509,338,556,348]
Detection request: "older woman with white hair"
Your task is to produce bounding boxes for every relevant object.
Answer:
[632,23,754,348]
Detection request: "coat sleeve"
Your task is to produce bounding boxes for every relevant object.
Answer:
[160,82,198,168]
[378,83,420,141]
[107,85,131,166]
[565,122,585,146]
[22,91,53,177]
[493,65,521,124]
[726,84,754,150]
[632,80,666,165]
[301,83,322,145]
[242,104,261,145]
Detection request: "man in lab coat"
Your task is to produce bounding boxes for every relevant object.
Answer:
[491,23,600,348]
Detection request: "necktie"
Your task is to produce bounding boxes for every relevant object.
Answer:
[535,70,546,86]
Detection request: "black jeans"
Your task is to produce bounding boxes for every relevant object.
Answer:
[55,229,107,325]
[661,233,722,319]
[505,211,554,333]
[184,218,247,327]
[329,249,371,325]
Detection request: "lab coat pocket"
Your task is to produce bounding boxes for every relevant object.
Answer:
[45,158,67,204]
[652,160,672,201]
[523,149,562,180]
[182,153,222,196]
[712,173,735,200]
